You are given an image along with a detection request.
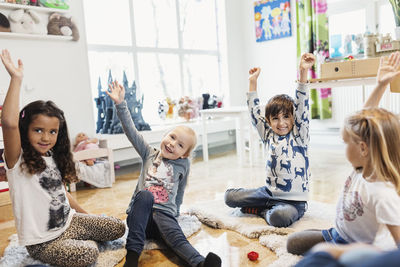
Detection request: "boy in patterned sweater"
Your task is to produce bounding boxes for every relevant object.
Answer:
[224,53,315,227]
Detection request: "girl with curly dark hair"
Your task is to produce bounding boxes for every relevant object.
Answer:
[1,49,125,267]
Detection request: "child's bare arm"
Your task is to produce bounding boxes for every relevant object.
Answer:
[66,191,88,214]
[299,53,315,83]
[364,52,400,108]
[248,67,261,92]
[0,49,24,169]
[387,224,400,244]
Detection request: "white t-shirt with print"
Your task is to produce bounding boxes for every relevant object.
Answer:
[6,154,75,246]
[335,171,400,247]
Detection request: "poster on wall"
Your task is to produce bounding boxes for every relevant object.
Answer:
[254,0,292,42]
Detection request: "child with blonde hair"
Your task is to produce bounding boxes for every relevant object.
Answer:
[287,52,400,255]
[0,49,125,267]
[107,81,221,267]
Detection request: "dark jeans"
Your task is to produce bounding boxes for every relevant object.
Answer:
[126,190,204,267]
[224,185,307,227]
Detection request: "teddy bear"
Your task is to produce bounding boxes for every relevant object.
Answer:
[8,9,47,35]
[47,12,79,41]
[73,132,99,166]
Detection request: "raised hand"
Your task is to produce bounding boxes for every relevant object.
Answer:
[299,53,315,71]
[107,81,125,105]
[0,49,23,79]
[376,51,400,87]
[249,67,261,83]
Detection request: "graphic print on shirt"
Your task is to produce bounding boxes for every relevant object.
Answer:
[145,157,174,204]
[39,167,70,230]
[339,176,364,221]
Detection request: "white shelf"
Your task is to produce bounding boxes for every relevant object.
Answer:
[309,77,376,89]
[0,2,69,13]
[0,31,73,41]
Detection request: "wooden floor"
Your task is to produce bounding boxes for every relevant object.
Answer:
[0,145,352,266]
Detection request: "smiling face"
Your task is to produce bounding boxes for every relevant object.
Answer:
[160,126,195,160]
[27,114,60,156]
[268,112,294,136]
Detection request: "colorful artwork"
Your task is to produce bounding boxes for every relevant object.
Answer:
[254,0,292,42]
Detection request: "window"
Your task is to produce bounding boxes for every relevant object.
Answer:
[83,0,228,126]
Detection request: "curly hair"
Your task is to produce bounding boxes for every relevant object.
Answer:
[343,108,400,195]
[265,94,294,122]
[19,100,78,183]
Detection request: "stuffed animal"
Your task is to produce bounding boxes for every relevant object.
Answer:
[47,12,79,41]
[177,96,201,121]
[8,9,47,35]
[0,12,11,32]
[73,132,99,166]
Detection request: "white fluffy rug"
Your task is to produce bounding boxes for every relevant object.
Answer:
[184,200,336,267]
[0,214,201,267]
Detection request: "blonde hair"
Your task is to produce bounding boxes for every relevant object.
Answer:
[175,125,197,157]
[343,108,400,195]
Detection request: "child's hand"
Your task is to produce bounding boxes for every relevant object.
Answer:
[0,49,23,79]
[249,67,261,82]
[107,81,125,105]
[376,51,400,87]
[299,53,315,71]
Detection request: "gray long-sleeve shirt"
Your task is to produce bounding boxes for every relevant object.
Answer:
[116,101,190,217]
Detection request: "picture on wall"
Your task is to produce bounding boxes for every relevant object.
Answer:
[254,0,292,42]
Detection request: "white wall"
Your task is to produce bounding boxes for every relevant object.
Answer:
[224,0,298,107]
[0,0,298,140]
[0,2,94,139]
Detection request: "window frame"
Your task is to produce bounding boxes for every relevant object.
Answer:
[84,0,229,124]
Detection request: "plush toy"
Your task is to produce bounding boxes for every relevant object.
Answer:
[158,100,168,120]
[8,9,47,35]
[0,12,11,32]
[47,12,79,41]
[73,132,99,166]
[177,96,202,121]
[165,97,176,119]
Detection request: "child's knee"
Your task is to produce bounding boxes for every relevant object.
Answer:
[224,189,236,207]
[266,205,298,227]
[286,232,304,255]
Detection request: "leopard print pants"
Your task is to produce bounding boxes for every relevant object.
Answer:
[26,213,126,267]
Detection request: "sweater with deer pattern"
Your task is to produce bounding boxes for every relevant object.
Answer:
[247,82,310,201]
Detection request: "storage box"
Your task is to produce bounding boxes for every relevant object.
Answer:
[320,58,380,80]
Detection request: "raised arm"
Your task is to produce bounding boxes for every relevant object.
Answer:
[107,81,151,159]
[298,53,315,83]
[0,49,24,169]
[248,67,261,92]
[247,67,270,141]
[364,52,400,108]
[293,53,315,144]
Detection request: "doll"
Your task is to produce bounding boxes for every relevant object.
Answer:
[73,132,99,166]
